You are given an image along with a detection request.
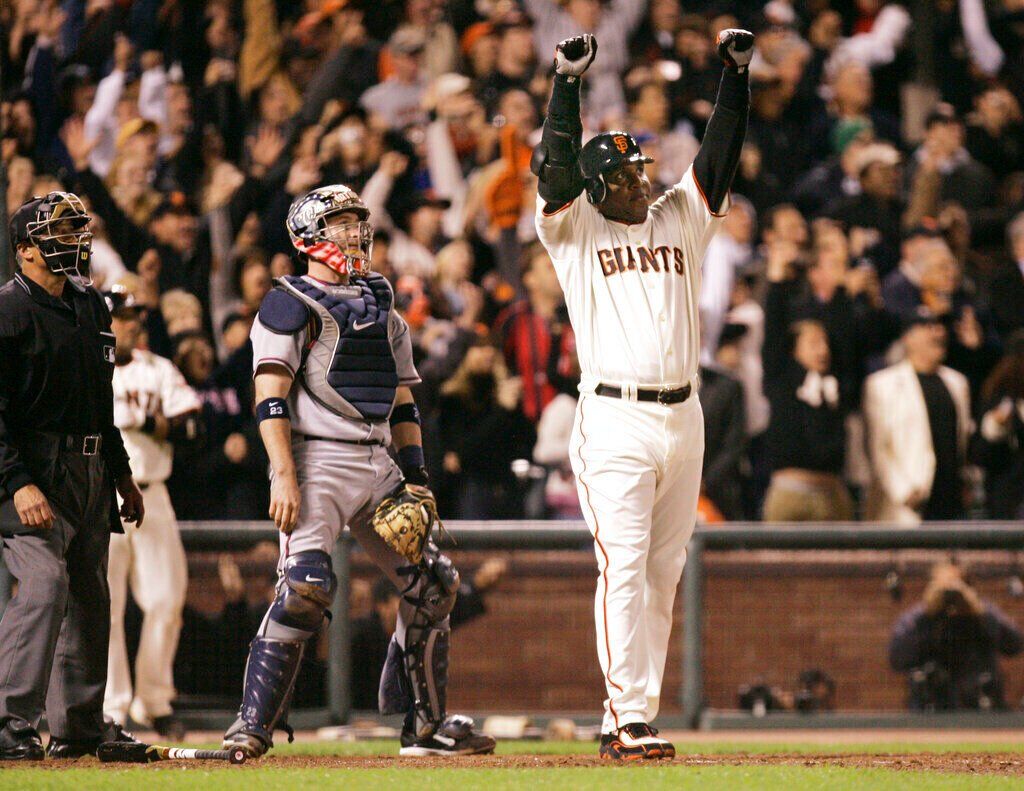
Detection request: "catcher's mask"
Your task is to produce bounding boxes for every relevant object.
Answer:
[578,131,654,205]
[286,185,374,277]
[9,192,94,284]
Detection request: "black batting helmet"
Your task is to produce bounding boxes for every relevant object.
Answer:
[578,132,654,205]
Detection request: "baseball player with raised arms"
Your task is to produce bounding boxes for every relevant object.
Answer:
[221,184,495,759]
[103,286,201,739]
[532,31,752,759]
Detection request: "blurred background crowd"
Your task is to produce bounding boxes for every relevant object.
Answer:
[2,0,1023,524]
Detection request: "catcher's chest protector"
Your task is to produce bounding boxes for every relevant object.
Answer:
[279,274,399,421]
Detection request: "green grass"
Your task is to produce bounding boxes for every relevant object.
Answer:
[270,739,1023,756]
[1,765,1021,791]
[2,739,1021,790]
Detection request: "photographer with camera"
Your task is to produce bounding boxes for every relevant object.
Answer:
[889,562,1023,711]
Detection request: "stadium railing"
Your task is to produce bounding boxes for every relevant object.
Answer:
[3,520,1023,731]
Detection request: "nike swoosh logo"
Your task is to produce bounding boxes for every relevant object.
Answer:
[305,575,325,583]
[434,735,455,747]
[353,320,375,331]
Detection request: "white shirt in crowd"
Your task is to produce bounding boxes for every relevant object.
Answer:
[699,231,751,364]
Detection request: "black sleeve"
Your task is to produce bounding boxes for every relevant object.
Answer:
[225,174,271,234]
[298,41,381,126]
[0,330,33,499]
[985,605,1024,656]
[888,609,930,671]
[692,68,750,214]
[762,280,794,382]
[703,378,747,489]
[531,74,585,209]
[164,410,205,448]
[74,168,152,269]
[450,583,487,630]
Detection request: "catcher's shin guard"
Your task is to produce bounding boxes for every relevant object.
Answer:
[223,637,304,757]
[379,543,460,737]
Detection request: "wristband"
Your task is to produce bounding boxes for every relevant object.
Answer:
[398,445,428,486]
[390,402,421,427]
[256,397,290,423]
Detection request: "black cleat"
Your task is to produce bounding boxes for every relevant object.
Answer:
[0,720,44,761]
[48,721,141,760]
[399,715,496,757]
[222,719,272,760]
[599,723,675,761]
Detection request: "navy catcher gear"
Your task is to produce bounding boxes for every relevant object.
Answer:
[258,288,310,334]
[578,132,654,205]
[223,637,303,758]
[379,542,460,738]
[9,192,93,283]
[268,550,336,634]
[275,274,399,422]
[286,185,373,277]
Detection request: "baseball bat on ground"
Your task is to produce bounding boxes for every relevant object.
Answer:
[97,741,248,764]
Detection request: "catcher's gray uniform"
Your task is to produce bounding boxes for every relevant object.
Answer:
[224,268,489,758]
[249,274,418,560]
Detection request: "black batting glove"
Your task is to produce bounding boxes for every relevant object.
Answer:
[717,28,754,73]
[554,34,597,78]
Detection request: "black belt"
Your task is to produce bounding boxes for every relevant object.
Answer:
[294,432,386,447]
[595,383,692,405]
[24,432,104,456]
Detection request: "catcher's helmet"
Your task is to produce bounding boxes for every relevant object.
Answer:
[578,132,654,205]
[286,184,373,277]
[9,191,93,283]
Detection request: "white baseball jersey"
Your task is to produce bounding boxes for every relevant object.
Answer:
[113,349,201,484]
[535,165,727,390]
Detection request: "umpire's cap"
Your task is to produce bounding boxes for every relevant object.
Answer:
[578,132,654,205]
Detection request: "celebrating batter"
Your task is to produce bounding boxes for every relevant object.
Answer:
[532,31,752,759]
[222,185,494,759]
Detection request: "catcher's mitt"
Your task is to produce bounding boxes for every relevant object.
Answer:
[372,484,439,564]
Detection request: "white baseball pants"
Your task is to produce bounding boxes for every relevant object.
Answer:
[570,392,704,734]
[104,482,188,725]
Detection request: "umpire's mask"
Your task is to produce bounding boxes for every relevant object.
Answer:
[10,192,94,285]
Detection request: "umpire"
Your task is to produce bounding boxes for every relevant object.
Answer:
[0,192,145,760]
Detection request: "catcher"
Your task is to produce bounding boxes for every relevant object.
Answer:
[223,184,495,758]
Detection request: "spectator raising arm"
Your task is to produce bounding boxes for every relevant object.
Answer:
[361,152,410,233]
[84,33,134,178]
[958,0,1005,77]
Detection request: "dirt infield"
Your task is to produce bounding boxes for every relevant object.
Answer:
[234,752,1024,774]
[5,752,1024,775]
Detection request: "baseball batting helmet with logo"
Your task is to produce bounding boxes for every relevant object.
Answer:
[286,184,374,277]
[578,132,654,205]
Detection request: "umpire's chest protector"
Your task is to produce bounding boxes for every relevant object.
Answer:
[277,274,399,422]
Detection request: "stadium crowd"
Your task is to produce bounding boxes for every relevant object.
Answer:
[3,0,1024,524]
